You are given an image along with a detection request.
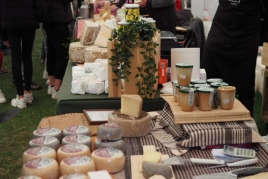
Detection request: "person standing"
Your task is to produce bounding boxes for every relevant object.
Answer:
[44,0,73,99]
[0,0,46,109]
[201,0,266,117]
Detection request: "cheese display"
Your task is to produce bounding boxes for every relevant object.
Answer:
[62,134,92,151]
[94,25,113,48]
[17,176,42,179]
[143,151,162,163]
[94,138,125,152]
[23,146,56,163]
[121,95,142,117]
[63,125,91,137]
[142,161,172,179]
[33,127,62,141]
[87,170,112,179]
[21,158,59,179]
[59,173,88,179]
[91,148,125,173]
[60,156,96,175]
[85,80,105,94]
[108,110,151,137]
[29,136,60,150]
[69,42,88,64]
[85,45,108,62]
[57,144,91,163]
[97,122,123,140]
[241,172,268,179]
[80,21,101,45]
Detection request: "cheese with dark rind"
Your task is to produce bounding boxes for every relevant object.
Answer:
[33,127,62,141]
[62,134,92,151]
[29,136,60,151]
[142,161,172,179]
[23,146,56,163]
[97,122,122,140]
[63,125,91,137]
[94,138,125,152]
[121,95,142,117]
[91,148,125,173]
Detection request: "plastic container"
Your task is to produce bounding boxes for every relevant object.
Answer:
[218,86,236,110]
[179,88,196,112]
[176,63,193,87]
[172,80,178,102]
[197,87,215,111]
[210,82,229,104]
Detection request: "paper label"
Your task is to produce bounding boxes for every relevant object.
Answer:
[188,90,194,106]
[26,147,53,156]
[223,98,229,104]
[61,144,84,153]
[25,158,53,169]
[31,136,57,144]
[94,148,120,158]
[62,174,85,179]
[173,85,177,96]
[63,156,91,166]
[35,128,60,135]
[65,135,89,143]
[179,74,186,79]
[209,91,214,105]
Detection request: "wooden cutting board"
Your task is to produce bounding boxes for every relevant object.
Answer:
[161,95,251,124]
[131,145,174,179]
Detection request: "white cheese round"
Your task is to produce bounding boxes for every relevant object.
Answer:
[94,138,125,152]
[33,127,62,142]
[29,136,60,151]
[97,122,122,140]
[59,173,88,179]
[62,134,92,151]
[63,125,91,137]
[23,146,56,163]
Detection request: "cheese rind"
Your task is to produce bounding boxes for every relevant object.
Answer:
[94,138,125,152]
[57,144,91,163]
[80,21,101,45]
[121,95,142,117]
[94,25,113,48]
[69,42,88,64]
[23,146,56,163]
[97,122,122,140]
[85,45,108,62]
[142,161,172,179]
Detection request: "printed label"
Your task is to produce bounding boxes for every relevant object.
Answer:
[173,85,177,96]
[188,90,194,106]
[65,135,89,143]
[63,156,91,166]
[26,147,52,156]
[179,74,186,79]
[61,144,84,153]
[103,122,120,128]
[63,174,85,179]
[35,127,60,136]
[35,128,50,135]
[32,136,56,144]
[66,126,79,132]
[223,98,230,104]
[25,158,53,169]
[94,148,120,158]
[209,91,214,105]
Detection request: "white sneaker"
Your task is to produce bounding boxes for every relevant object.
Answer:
[52,89,59,99]
[24,93,33,104]
[47,85,54,95]
[11,96,26,109]
[43,70,48,79]
[0,90,6,103]
[46,79,50,85]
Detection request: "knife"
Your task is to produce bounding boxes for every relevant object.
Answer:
[193,167,268,179]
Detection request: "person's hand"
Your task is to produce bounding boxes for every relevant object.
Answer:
[4,41,9,47]
[110,5,118,11]
[137,0,147,8]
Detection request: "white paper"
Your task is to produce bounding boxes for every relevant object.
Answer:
[86,111,111,121]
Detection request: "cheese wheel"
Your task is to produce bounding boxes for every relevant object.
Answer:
[33,127,62,141]
[97,122,122,140]
[59,173,88,179]
[62,134,92,151]
[87,170,112,179]
[94,138,125,152]
[29,136,60,151]
[91,148,125,173]
[60,156,96,175]
[121,95,142,117]
[69,42,88,64]
[63,125,91,137]
[80,21,101,45]
[85,45,108,62]
[108,110,151,137]
[94,25,113,48]
[23,146,56,163]
[17,176,42,179]
[21,158,59,179]
[57,144,91,163]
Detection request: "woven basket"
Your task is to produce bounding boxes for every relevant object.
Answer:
[37,113,99,136]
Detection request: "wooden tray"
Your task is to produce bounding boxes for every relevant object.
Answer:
[161,95,251,124]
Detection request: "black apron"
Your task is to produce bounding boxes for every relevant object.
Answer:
[201,0,262,98]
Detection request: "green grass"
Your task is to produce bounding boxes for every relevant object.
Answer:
[0,29,267,178]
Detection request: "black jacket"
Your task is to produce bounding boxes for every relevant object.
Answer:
[44,0,73,24]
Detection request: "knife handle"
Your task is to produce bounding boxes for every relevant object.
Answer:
[227,158,258,167]
[190,158,225,165]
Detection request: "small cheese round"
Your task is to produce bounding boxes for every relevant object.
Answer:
[59,173,88,179]
[62,134,92,151]
[57,143,91,163]
[94,138,125,152]
[21,158,59,179]
[91,148,125,173]
[29,136,60,151]
[17,176,42,179]
[23,146,56,163]
[63,125,91,137]
[33,127,62,141]
[97,122,122,140]
[60,156,96,175]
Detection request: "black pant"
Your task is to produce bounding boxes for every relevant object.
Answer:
[43,23,70,80]
[8,30,35,95]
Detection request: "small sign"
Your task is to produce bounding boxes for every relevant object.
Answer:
[83,109,114,125]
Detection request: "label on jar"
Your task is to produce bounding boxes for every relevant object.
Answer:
[26,147,53,156]
[179,74,186,79]
[173,85,177,96]
[188,90,194,106]
[209,91,214,105]
[223,98,230,104]
[31,136,57,144]
[25,158,53,169]
[64,135,89,143]
[61,144,84,153]
[94,148,120,158]
[63,156,91,166]
[35,128,60,135]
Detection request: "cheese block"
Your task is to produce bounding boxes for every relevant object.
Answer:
[94,138,125,152]
[33,127,62,141]
[21,158,59,179]
[60,156,96,175]
[80,21,101,45]
[57,144,91,163]
[121,95,142,118]
[103,1,110,10]
[69,42,88,64]
[17,176,42,179]
[87,170,112,179]
[94,25,113,48]
[142,161,172,179]
[63,125,91,137]
[91,148,125,173]
[29,136,60,151]
[143,151,162,163]
[59,173,88,179]
[97,122,122,140]
[62,134,92,151]
[108,110,151,137]
[23,146,56,163]
[85,45,108,62]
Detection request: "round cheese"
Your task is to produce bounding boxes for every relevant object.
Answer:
[59,173,88,179]
[60,156,96,175]
[33,127,62,141]
[97,122,122,140]
[62,134,92,151]
[94,138,125,152]
[21,158,59,179]
[69,42,87,64]
[57,143,91,163]
[108,110,151,137]
[23,146,56,163]
[85,45,108,62]
[91,148,125,173]
[29,136,60,151]
[17,176,42,179]
[63,125,91,137]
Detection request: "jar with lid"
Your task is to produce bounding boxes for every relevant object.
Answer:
[179,87,196,112]
[80,2,89,19]
[125,4,140,21]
